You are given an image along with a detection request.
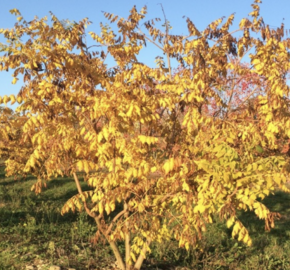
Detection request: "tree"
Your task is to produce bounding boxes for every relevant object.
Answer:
[1,1,290,269]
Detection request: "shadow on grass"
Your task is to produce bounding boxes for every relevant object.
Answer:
[0,175,37,185]
[236,191,290,251]
[0,171,95,229]
[2,165,290,269]
[0,168,5,179]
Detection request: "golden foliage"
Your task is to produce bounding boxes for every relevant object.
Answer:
[0,2,290,269]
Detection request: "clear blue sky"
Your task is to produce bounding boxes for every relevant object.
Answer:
[0,0,289,108]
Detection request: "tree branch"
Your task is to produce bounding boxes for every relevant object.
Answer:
[106,209,127,235]
[134,237,152,270]
[159,3,172,80]
[73,172,125,270]
[73,172,98,219]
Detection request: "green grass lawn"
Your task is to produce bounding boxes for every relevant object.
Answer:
[1,166,290,269]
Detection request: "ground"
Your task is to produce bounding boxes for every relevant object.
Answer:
[1,166,290,270]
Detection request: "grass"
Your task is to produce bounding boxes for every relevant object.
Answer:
[1,166,290,269]
[0,168,113,270]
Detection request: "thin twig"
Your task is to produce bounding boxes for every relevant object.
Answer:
[73,172,99,220]
[158,3,172,80]
[106,209,127,235]
[137,29,164,51]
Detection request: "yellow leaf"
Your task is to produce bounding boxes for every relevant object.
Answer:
[138,203,145,212]
[3,95,10,104]
[99,202,104,214]
[80,127,86,135]
[163,158,175,175]
[17,96,22,103]
[30,156,36,168]
[77,160,84,171]
[34,150,40,159]
[239,18,247,29]
[182,181,189,192]
[9,95,16,105]
[98,132,103,142]
[110,201,115,211]
[9,9,20,15]
[133,168,138,178]
[232,221,240,238]
[103,128,109,140]
[105,203,111,214]
[226,216,235,228]
[131,252,136,262]
[84,161,89,174]
[12,77,18,84]
[170,158,175,171]
[194,204,206,213]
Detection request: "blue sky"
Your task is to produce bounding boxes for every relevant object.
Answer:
[0,0,289,109]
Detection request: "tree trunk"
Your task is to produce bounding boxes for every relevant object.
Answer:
[109,240,126,270]
[72,173,125,270]
[124,202,131,269]
[134,237,151,270]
